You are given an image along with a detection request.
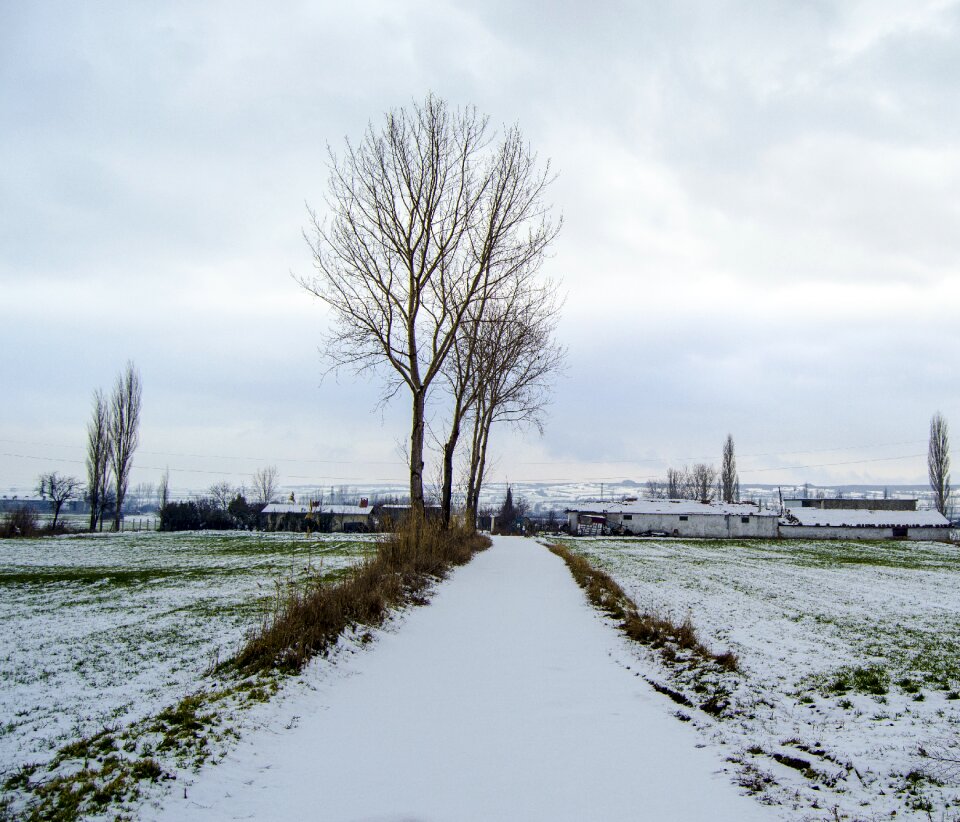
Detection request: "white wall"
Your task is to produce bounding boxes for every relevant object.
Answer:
[617,512,778,538]
[779,525,950,541]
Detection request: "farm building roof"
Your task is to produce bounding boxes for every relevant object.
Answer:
[261,503,372,516]
[569,500,779,517]
[781,507,949,528]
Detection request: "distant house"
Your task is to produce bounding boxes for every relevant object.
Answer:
[374,503,443,530]
[566,499,780,538]
[779,500,950,541]
[260,501,373,532]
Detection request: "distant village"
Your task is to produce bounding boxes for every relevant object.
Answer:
[3,485,952,541]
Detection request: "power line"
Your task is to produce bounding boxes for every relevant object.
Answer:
[0,453,407,483]
[0,439,404,467]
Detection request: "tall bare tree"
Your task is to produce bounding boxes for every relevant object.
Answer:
[252,466,279,505]
[85,388,112,531]
[37,472,82,530]
[301,94,559,517]
[157,467,170,514]
[929,412,951,516]
[720,434,739,503]
[439,272,562,525]
[109,361,142,531]
[462,284,565,525]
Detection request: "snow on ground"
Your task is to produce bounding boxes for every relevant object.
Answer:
[146,536,776,822]
[555,536,960,819]
[0,531,375,780]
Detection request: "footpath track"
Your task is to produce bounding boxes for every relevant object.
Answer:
[150,536,776,821]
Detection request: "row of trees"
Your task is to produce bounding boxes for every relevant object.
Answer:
[86,362,143,531]
[160,468,280,531]
[646,435,740,504]
[31,363,144,532]
[302,94,564,529]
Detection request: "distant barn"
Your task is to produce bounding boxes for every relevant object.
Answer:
[260,502,373,533]
[779,498,950,541]
[566,500,779,538]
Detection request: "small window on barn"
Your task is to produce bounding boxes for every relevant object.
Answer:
[741,516,750,524]
[892,526,908,538]
[623,514,632,520]
[679,515,688,521]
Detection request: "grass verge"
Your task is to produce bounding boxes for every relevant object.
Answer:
[548,543,738,671]
[233,519,490,673]
[548,542,740,716]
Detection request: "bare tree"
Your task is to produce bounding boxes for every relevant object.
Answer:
[209,481,234,510]
[720,434,739,503]
[439,272,563,526]
[929,412,951,516]
[37,472,83,530]
[252,466,279,506]
[646,479,666,499]
[666,468,683,499]
[462,284,565,525]
[85,388,112,531]
[157,468,170,514]
[301,94,559,518]
[132,482,155,513]
[686,464,717,503]
[109,361,142,531]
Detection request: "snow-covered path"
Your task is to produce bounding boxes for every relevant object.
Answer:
[151,537,775,821]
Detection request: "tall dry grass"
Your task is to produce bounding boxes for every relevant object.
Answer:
[548,543,739,672]
[234,519,490,673]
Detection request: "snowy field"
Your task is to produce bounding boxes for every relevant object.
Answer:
[553,536,960,819]
[0,531,376,784]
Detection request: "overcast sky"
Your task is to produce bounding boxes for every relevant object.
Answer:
[3,0,959,497]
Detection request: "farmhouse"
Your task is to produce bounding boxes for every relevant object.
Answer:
[260,501,373,532]
[779,500,950,541]
[567,499,780,538]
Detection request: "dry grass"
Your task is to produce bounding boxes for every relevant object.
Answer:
[233,519,490,673]
[548,543,739,672]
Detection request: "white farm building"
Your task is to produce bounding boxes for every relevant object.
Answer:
[567,500,779,538]
[566,496,951,541]
[779,500,950,541]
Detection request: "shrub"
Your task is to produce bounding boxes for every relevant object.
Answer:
[160,499,241,531]
[0,506,40,538]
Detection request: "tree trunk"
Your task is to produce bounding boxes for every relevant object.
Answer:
[409,388,426,518]
[440,388,468,528]
[469,408,494,522]
[440,430,458,528]
[88,491,98,532]
[465,405,485,527]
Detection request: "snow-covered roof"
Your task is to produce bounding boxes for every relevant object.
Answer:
[781,507,950,528]
[326,505,372,516]
[568,500,779,518]
[262,503,312,514]
[261,503,371,516]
